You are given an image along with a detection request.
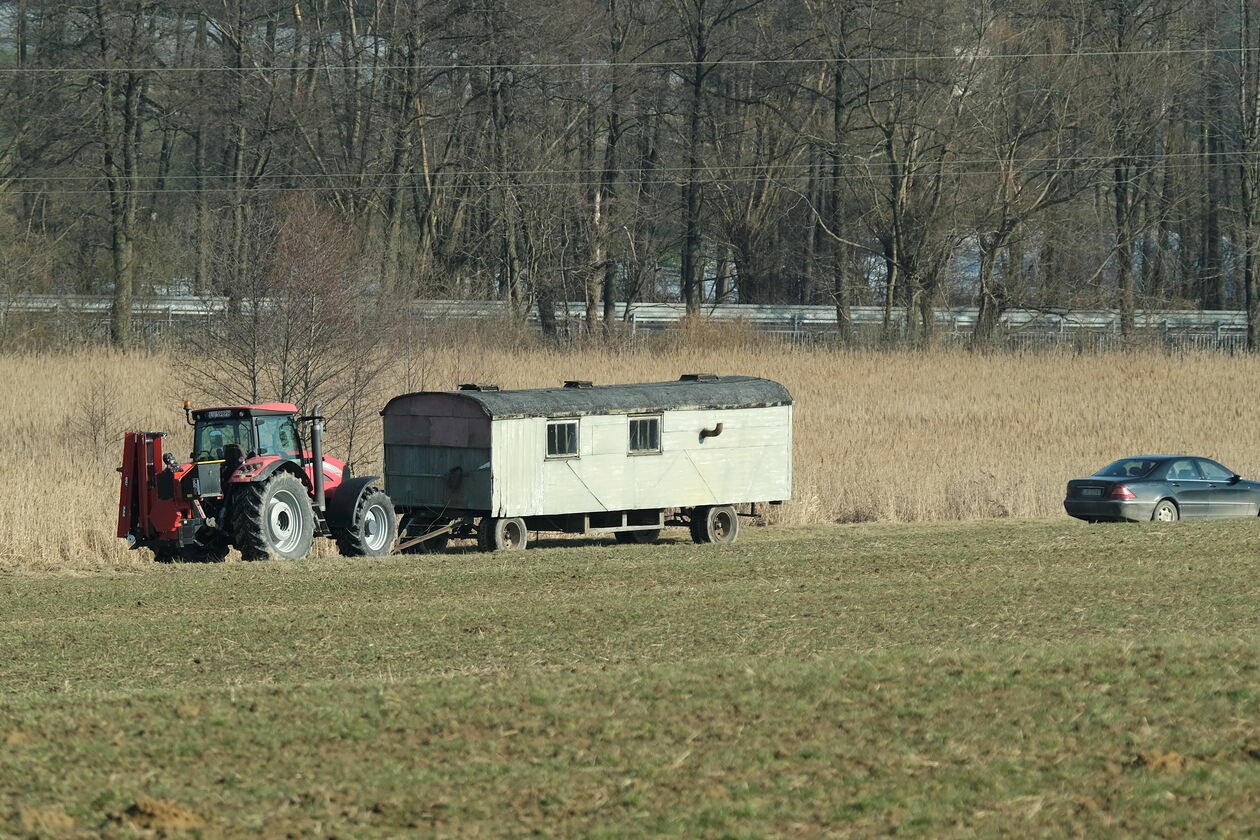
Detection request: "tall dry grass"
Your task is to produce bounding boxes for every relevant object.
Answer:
[4,332,1257,570]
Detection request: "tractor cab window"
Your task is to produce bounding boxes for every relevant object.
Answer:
[256,415,301,458]
[193,418,254,462]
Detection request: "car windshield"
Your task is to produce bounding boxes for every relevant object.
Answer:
[1095,458,1161,479]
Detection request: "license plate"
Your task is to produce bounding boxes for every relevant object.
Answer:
[1081,488,1102,497]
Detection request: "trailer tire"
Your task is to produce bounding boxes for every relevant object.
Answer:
[231,473,316,561]
[478,517,528,551]
[334,488,397,557]
[690,505,740,545]
[615,529,660,544]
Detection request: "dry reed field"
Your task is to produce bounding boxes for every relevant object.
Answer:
[2,334,1257,571]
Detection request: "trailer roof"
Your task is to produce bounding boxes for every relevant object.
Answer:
[382,376,792,420]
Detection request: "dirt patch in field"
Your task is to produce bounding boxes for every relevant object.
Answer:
[116,798,205,832]
[17,806,74,833]
[4,730,34,746]
[1129,750,1190,773]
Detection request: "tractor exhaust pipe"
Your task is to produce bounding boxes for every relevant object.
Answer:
[310,404,326,513]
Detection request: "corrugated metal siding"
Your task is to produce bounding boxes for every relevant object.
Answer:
[384,444,491,510]
[383,394,494,511]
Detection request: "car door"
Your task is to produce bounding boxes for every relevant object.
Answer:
[1196,458,1257,517]
[1164,458,1212,517]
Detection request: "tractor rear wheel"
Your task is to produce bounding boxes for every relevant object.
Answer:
[334,488,397,557]
[231,472,316,561]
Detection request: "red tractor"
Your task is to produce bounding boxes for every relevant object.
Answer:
[117,402,397,562]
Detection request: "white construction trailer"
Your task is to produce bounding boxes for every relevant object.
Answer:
[381,375,793,550]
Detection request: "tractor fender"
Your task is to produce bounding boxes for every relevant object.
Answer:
[324,476,383,530]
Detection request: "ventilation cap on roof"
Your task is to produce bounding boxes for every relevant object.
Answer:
[679,373,719,382]
[458,383,500,391]
[563,380,594,389]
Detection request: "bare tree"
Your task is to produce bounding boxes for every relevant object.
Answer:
[178,199,391,465]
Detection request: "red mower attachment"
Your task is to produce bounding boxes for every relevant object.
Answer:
[117,403,396,563]
[117,431,198,548]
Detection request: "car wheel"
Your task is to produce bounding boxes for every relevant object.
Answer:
[1151,499,1179,523]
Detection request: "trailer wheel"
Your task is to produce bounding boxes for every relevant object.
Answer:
[615,529,660,545]
[690,505,740,545]
[231,472,316,561]
[478,517,528,551]
[334,488,397,557]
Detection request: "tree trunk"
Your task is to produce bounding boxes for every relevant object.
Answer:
[680,29,706,314]
[97,0,142,349]
[1114,159,1135,337]
[830,59,852,341]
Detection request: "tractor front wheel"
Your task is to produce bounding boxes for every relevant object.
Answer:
[334,488,398,557]
[231,472,316,561]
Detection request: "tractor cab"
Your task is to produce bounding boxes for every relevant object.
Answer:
[187,403,302,498]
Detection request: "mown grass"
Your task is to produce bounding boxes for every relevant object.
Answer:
[5,518,1260,837]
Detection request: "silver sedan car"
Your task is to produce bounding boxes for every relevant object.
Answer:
[1064,456,1260,522]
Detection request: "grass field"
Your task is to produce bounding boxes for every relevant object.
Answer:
[5,518,1260,837]
[8,343,1260,571]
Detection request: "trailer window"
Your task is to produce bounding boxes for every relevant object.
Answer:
[629,416,661,454]
[546,420,579,458]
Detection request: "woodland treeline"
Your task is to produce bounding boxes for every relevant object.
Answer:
[3,0,1260,347]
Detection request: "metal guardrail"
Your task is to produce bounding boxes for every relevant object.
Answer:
[2,293,1254,353]
[2,293,1254,332]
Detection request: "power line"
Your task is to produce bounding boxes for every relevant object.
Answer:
[0,159,1237,197]
[4,151,1252,184]
[0,45,1255,75]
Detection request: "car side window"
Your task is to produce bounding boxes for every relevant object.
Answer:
[1166,459,1203,481]
[1197,459,1234,481]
